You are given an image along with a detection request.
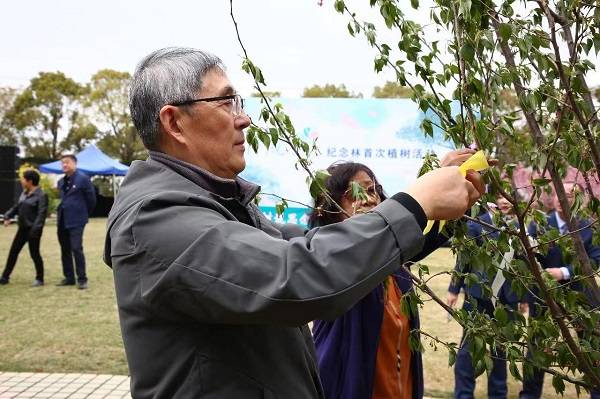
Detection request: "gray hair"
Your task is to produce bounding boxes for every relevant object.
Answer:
[129,47,225,149]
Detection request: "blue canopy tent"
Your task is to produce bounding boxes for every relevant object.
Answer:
[39,144,129,194]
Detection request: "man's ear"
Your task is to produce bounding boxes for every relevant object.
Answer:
[158,105,187,145]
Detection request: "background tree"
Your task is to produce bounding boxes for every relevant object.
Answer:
[302,83,362,98]
[87,69,145,164]
[60,111,98,153]
[5,72,83,158]
[251,90,281,97]
[372,80,412,98]
[0,87,18,145]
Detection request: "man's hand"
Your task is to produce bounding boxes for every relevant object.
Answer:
[3,219,10,227]
[519,302,529,315]
[440,149,476,167]
[546,267,564,281]
[446,292,459,309]
[440,148,499,168]
[406,167,485,220]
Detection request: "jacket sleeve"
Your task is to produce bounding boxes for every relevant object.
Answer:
[121,198,425,326]
[82,176,96,214]
[31,192,48,232]
[3,202,18,220]
[583,225,600,269]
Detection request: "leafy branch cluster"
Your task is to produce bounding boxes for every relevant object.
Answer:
[231,0,600,394]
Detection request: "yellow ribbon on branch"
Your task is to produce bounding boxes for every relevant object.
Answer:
[422,150,490,234]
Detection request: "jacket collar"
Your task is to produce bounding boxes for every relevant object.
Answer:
[148,151,260,207]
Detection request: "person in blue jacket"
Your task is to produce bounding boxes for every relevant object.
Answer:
[520,182,600,399]
[56,154,96,289]
[447,195,524,399]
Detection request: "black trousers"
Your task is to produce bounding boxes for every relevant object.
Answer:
[455,298,516,399]
[57,225,87,283]
[2,227,44,281]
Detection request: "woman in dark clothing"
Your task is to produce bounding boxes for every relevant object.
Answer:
[311,151,473,399]
[1,169,48,286]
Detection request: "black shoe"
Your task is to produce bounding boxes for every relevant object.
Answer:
[0,277,8,285]
[31,280,44,287]
[56,279,75,286]
[77,281,88,290]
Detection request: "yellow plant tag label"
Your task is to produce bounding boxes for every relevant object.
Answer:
[422,150,489,234]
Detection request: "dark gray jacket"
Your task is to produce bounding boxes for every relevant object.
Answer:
[104,155,425,398]
[4,187,48,233]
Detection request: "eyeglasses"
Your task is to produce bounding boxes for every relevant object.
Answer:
[344,183,383,201]
[168,94,245,117]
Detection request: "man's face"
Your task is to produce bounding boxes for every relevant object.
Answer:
[496,196,512,215]
[61,157,77,175]
[19,177,31,191]
[554,182,578,218]
[177,69,250,179]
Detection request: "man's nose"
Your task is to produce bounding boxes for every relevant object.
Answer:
[235,113,251,130]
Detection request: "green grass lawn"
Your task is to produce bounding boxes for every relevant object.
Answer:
[0,218,582,397]
[0,218,127,374]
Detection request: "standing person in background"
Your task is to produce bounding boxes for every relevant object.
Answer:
[447,195,523,399]
[312,150,474,399]
[0,169,48,287]
[56,154,96,290]
[520,182,600,399]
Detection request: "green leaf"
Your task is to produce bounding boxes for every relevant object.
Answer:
[448,348,457,367]
[258,130,271,149]
[334,0,345,13]
[460,43,475,63]
[459,0,472,16]
[552,375,565,395]
[309,170,331,199]
[494,306,508,326]
[509,360,522,380]
[498,23,512,42]
[410,0,419,9]
[421,118,433,137]
[275,201,287,216]
[532,178,552,186]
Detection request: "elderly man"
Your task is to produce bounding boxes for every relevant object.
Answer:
[104,47,485,398]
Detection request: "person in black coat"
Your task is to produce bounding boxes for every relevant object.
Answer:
[56,154,96,289]
[0,169,48,286]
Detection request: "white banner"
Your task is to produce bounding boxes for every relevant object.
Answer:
[241,98,458,225]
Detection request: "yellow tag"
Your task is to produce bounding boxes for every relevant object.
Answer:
[458,150,489,177]
[423,151,489,234]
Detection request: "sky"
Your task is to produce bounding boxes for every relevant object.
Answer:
[1,0,598,96]
[0,0,407,97]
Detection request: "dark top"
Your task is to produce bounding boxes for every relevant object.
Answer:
[448,211,520,304]
[57,170,96,229]
[313,222,449,399]
[104,152,429,399]
[528,211,600,308]
[4,187,48,234]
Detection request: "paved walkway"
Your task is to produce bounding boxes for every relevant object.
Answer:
[0,373,131,399]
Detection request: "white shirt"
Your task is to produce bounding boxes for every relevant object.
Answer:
[554,211,571,280]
